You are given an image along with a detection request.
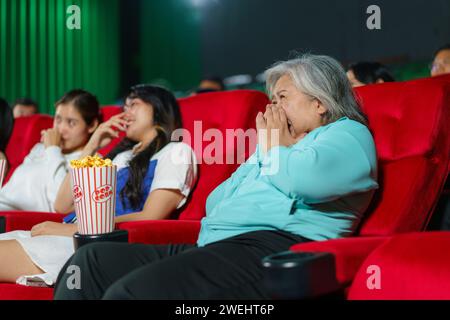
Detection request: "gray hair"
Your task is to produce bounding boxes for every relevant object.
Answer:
[265,54,368,126]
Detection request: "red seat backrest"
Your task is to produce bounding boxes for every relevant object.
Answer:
[4,114,54,183]
[354,77,450,236]
[177,90,270,220]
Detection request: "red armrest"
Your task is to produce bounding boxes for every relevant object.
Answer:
[116,220,201,244]
[290,236,390,286]
[0,211,65,233]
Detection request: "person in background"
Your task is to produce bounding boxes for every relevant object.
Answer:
[430,44,450,77]
[12,97,39,118]
[194,76,225,94]
[346,62,395,87]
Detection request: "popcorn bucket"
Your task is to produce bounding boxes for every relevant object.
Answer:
[0,160,6,188]
[70,165,117,235]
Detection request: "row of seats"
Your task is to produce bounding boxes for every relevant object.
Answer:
[0,74,449,299]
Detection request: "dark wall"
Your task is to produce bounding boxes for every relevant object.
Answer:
[199,0,450,78]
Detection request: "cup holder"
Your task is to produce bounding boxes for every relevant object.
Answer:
[262,251,340,299]
[73,229,129,250]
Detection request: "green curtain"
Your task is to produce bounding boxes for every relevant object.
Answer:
[0,0,120,115]
[140,0,201,92]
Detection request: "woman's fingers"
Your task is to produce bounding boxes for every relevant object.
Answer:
[264,105,274,126]
[271,105,283,125]
[277,107,289,129]
[109,118,127,131]
[256,112,266,129]
[107,128,119,138]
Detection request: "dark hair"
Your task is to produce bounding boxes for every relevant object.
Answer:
[348,62,395,85]
[55,89,101,126]
[199,76,225,90]
[433,43,450,59]
[13,97,39,113]
[0,98,14,153]
[107,85,183,210]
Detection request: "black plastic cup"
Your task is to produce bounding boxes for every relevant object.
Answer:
[261,250,340,299]
[73,229,129,250]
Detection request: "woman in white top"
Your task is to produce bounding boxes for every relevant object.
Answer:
[0,85,197,286]
[0,90,101,211]
[0,98,14,181]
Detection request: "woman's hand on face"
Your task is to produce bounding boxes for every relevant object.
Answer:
[41,128,61,149]
[85,112,128,154]
[31,221,77,237]
[256,104,304,154]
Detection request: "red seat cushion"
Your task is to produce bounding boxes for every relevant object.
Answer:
[0,283,53,300]
[348,231,450,300]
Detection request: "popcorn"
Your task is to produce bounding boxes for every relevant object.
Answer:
[69,155,117,235]
[70,155,113,168]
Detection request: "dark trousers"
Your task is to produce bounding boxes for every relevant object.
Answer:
[54,230,310,300]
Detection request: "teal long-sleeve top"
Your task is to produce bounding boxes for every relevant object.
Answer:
[197,117,379,247]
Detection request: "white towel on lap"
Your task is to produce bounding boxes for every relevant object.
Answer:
[0,231,74,286]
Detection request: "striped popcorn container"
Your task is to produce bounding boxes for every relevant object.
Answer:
[70,165,117,235]
[0,160,6,188]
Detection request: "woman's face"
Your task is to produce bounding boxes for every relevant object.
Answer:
[346,70,366,87]
[124,97,156,143]
[54,103,97,154]
[431,49,450,77]
[272,74,326,137]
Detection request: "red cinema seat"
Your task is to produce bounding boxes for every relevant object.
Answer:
[0,90,269,299]
[4,115,54,183]
[348,231,450,300]
[289,76,450,293]
[117,90,270,241]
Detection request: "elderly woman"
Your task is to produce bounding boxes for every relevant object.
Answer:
[54,54,378,300]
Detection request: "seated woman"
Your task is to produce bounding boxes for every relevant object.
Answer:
[0,90,100,211]
[346,61,395,87]
[0,98,14,181]
[0,85,197,286]
[54,54,379,300]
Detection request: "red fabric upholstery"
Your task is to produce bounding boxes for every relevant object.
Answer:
[0,284,53,300]
[4,115,53,183]
[176,90,269,220]
[1,211,65,232]
[290,236,389,286]
[348,232,450,300]
[117,220,201,244]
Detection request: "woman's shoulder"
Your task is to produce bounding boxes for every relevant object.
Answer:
[112,149,133,169]
[152,142,195,160]
[317,117,372,140]
[0,151,6,161]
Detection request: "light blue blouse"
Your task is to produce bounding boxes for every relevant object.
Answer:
[197,117,379,246]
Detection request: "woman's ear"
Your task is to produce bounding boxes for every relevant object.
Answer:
[315,99,327,116]
[376,78,385,84]
[88,119,99,134]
